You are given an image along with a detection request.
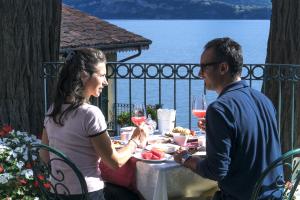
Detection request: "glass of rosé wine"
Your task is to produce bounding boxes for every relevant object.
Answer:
[131,104,146,126]
[192,94,207,129]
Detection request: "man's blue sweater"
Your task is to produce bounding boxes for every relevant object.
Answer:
[196,80,283,200]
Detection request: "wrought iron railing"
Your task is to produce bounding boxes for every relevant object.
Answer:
[43,62,300,150]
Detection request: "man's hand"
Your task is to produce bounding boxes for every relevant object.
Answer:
[174,150,201,171]
[197,118,206,132]
[173,150,189,164]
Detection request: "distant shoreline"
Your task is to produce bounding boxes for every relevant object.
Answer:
[105,18,270,20]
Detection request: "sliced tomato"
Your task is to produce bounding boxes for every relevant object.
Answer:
[151,148,165,159]
[142,152,153,160]
[151,154,161,160]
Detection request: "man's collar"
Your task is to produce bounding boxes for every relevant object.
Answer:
[218,80,249,98]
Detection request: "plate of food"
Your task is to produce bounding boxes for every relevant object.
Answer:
[133,149,173,162]
[145,143,180,154]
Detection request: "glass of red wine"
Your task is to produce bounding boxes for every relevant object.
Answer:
[131,104,146,126]
[192,94,207,131]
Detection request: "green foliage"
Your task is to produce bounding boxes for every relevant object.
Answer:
[116,111,132,127]
[116,104,162,127]
[146,104,162,121]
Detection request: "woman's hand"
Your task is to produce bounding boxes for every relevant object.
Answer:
[131,123,149,148]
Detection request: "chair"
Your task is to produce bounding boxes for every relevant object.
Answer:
[27,143,89,200]
[250,148,300,200]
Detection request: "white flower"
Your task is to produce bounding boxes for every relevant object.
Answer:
[11,151,17,158]
[23,152,29,161]
[31,135,37,140]
[0,174,9,184]
[16,161,25,169]
[14,146,23,153]
[6,155,11,162]
[34,197,39,200]
[0,173,13,184]
[24,136,32,142]
[32,154,37,160]
[12,138,20,144]
[21,169,34,179]
[0,144,9,153]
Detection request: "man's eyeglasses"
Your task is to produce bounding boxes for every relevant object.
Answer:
[200,61,223,70]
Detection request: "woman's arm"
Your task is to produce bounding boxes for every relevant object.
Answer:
[90,125,148,169]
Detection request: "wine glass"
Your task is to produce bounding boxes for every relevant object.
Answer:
[131,104,146,126]
[192,94,207,131]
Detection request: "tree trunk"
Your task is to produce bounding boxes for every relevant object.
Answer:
[264,0,300,153]
[0,0,61,135]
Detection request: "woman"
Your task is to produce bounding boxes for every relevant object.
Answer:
[41,48,148,199]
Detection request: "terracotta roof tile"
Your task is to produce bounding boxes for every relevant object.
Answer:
[61,5,152,53]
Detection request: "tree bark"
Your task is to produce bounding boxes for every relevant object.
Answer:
[264,0,300,153]
[0,0,61,135]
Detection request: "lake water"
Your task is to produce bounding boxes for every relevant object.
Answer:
[107,20,270,129]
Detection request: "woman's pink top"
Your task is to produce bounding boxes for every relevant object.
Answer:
[44,103,107,194]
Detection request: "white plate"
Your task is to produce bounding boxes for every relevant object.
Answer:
[145,143,180,154]
[193,151,207,156]
[133,151,173,163]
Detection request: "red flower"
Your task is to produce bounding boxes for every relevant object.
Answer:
[34,180,39,188]
[2,125,13,133]
[0,130,7,137]
[43,182,51,190]
[0,124,12,137]
[37,174,45,180]
[0,165,4,173]
[19,178,27,185]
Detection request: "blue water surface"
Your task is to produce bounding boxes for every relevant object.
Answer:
[107,20,270,129]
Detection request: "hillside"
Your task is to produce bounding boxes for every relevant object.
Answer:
[63,0,272,19]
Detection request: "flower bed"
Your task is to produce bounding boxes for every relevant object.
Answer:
[0,125,41,200]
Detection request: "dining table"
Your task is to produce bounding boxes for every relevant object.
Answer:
[100,133,218,200]
[135,156,217,200]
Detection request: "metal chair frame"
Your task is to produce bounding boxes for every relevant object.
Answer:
[251,148,300,200]
[28,143,89,200]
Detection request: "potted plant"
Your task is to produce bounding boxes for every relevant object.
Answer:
[146,104,162,122]
[116,111,132,127]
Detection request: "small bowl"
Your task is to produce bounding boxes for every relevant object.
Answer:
[173,133,188,146]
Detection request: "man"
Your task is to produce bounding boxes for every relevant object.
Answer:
[174,37,283,200]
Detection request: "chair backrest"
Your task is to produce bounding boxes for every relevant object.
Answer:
[250,148,300,200]
[27,143,89,200]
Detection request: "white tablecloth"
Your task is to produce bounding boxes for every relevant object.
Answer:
[136,160,217,200]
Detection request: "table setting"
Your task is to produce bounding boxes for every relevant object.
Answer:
[114,126,207,162]
[100,104,217,200]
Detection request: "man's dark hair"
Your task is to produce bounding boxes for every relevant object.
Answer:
[204,37,243,77]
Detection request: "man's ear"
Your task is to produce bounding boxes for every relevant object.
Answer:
[80,71,90,84]
[219,62,229,75]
